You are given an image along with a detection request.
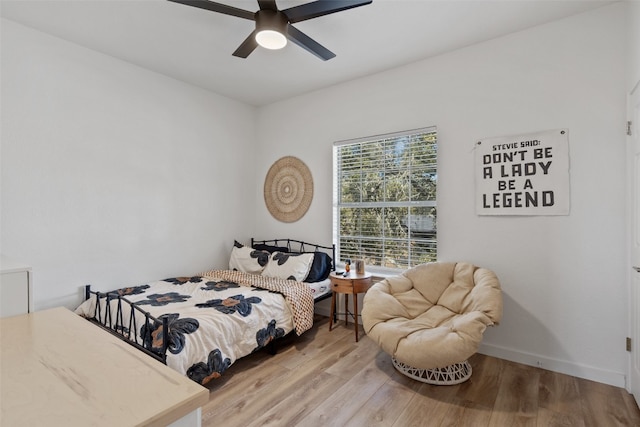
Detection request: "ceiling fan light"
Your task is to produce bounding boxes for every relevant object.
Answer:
[256,30,287,50]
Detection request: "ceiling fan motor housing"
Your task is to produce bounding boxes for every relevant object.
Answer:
[255,9,289,36]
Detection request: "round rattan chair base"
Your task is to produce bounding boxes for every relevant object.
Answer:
[392,358,472,385]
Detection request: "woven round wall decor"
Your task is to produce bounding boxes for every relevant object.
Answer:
[264,156,313,223]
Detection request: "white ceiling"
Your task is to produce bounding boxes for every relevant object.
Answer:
[1,0,616,106]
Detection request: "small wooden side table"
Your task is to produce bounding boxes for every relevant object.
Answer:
[329,271,373,342]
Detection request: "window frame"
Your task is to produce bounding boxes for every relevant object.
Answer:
[332,126,438,274]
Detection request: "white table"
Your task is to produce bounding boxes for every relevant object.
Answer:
[0,307,209,426]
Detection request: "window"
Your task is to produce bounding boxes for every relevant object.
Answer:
[333,127,437,272]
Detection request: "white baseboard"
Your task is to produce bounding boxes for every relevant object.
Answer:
[478,342,627,388]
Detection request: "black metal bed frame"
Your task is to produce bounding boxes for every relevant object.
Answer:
[83,285,169,364]
[251,237,336,268]
[82,238,336,366]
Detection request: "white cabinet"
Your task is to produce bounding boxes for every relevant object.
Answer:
[0,256,32,317]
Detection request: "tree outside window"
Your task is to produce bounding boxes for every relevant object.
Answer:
[333,127,437,271]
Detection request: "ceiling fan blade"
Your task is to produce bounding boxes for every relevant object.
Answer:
[287,25,335,61]
[257,0,278,11]
[232,30,259,58]
[283,0,372,24]
[167,0,255,20]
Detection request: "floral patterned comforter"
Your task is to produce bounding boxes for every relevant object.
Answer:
[75,272,314,385]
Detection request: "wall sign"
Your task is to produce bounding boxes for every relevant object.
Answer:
[475,129,570,216]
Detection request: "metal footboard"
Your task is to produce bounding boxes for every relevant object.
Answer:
[83,285,169,364]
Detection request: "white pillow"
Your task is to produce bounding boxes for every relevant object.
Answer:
[262,252,314,281]
[229,245,269,274]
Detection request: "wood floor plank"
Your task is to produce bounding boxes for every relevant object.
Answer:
[453,400,494,426]
[578,377,640,427]
[431,398,495,427]
[536,406,585,427]
[201,358,287,424]
[324,332,382,377]
[389,388,448,427]
[537,367,583,417]
[343,369,422,427]
[203,333,359,427]
[457,353,503,409]
[297,350,396,427]
[621,390,640,426]
[247,370,345,427]
[405,369,495,427]
[275,317,353,370]
[246,330,364,426]
[197,316,640,427]
[488,362,540,426]
[202,364,282,426]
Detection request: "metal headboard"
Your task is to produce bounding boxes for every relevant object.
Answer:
[250,238,336,271]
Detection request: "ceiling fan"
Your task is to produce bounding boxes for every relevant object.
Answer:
[168,0,372,60]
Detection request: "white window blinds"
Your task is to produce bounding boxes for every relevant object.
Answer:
[333,127,437,271]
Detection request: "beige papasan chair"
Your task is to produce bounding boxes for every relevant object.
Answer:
[362,262,503,385]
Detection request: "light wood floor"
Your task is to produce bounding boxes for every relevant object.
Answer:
[202,315,640,426]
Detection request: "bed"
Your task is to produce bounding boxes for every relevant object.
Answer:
[75,238,335,385]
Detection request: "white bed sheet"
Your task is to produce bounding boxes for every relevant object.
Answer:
[309,278,331,300]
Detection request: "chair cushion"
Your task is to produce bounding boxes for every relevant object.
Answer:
[362,262,502,370]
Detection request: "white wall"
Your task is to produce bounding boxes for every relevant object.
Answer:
[255,3,629,386]
[1,19,257,310]
[629,0,640,93]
